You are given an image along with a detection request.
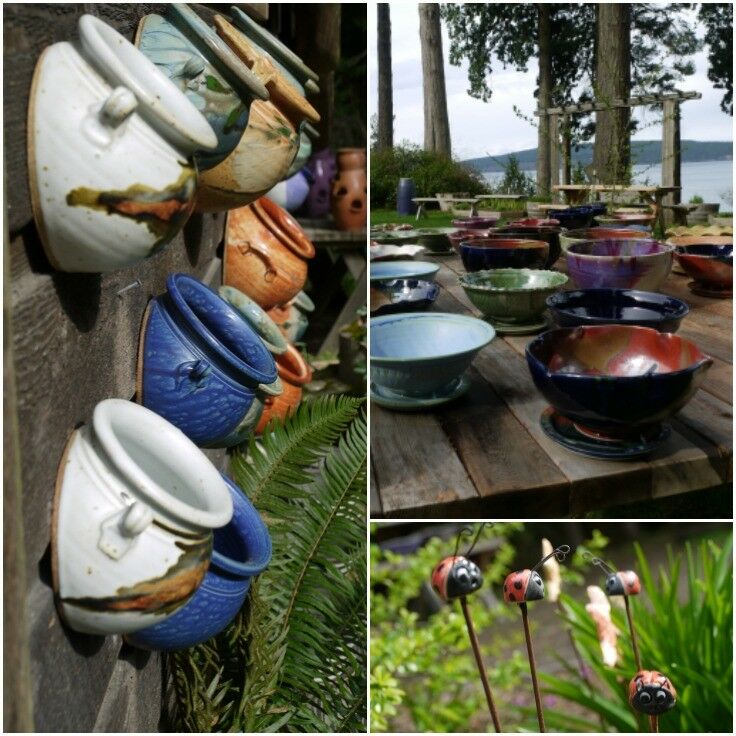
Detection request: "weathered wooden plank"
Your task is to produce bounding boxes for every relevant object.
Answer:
[675,390,733,457]
[369,456,382,517]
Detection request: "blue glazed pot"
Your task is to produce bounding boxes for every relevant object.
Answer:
[459,238,549,272]
[136,4,269,171]
[549,206,595,230]
[525,325,712,436]
[126,474,271,650]
[397,178,417,215]
[138,273,281,448]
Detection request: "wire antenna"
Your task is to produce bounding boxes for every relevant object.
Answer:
[581,550,617,575]
[531,544,571,573]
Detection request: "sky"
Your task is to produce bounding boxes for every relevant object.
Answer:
[368,2,734,161]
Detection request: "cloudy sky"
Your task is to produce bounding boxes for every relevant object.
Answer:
[369,2,733,160]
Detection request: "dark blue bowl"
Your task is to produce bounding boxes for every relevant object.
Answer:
[370,278,440,315]
[126,474,271,650]
[589,203,608,216]
[459,238,549,272]
[526,325,712,436]
[139,274,279,448]
[549,206,595,230]
[546,289,689,333]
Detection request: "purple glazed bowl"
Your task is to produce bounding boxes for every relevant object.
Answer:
[565,239,674,292]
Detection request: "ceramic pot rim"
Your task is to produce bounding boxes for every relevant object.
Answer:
[566,240,674,258]
[92,399,232,529]
[459,239,549,251]
[253,198,316,259]
[276,343,313,386]
[546,288,690,322]
[526,325,713,380]
[370,261,440,282]
[460,268,569,293]
[213,475,271,576]
[674,245,733,259]
[371,312,496,363]
[77,14,217,154]
[292,290,315,313]
[166,274,277,387]
[219,285,288,354]
[167,3,269,101]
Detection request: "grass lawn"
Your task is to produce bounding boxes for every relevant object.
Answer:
[370,208,456,227]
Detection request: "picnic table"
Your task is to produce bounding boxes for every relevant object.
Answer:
[412,197,442,220]
[552,184,680,232]
[370,254,732,518]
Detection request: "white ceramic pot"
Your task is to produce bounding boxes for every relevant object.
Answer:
[28,14,217,272]
[52,399,233,635]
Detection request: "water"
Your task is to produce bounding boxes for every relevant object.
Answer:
[483,159,733,211]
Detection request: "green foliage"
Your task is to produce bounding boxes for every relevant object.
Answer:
[689,194,704,204]
[485,154,536,197]
[370,143,488,209]
[698,3,732,115]
[541,534,733,732]
[166,395,367,732]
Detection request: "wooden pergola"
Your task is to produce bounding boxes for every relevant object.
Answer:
[535,91,702,205]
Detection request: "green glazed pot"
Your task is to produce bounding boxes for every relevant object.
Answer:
[413,227,456,252]
[459,268,568,325]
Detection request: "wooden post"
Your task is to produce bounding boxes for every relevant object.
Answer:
[561,114,571,186]
[549,113,560,202]
[536,4,552,199]
[661,98,681,208]
[377,4,393,149]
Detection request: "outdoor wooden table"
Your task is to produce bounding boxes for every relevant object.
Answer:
[370,254,732,518]
[445,197,481,216]
[553,184,680,233]
[412,197,441,220]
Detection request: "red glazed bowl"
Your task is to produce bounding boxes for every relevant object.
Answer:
[448,228,489,252]
[674,244,733,294]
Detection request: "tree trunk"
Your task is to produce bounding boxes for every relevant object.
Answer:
[291,4,341,149]
[418,3,451,155]
[592,3,631,183]
[377,3,393,149]
[536,4,552,198]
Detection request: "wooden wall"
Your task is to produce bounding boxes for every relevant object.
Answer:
[3,4,236,731]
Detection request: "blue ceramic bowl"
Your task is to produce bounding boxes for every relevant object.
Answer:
[139,274,280,448]
[459,238,550,272]
[126,474,271,651]
[370,278,440,316]
[526,325,712,436]
[549,206,595,230]
[370,260,440,283]
[371,312,495,396]
[547,289,690,333]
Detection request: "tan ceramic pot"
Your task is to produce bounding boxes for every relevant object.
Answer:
[255,343,312,433]
[331,148,367,231]
[196,17,320,212]
[223,198,315,309]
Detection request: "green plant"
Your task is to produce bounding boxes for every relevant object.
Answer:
[370,143,488,209]
[490,154,536,197]
[541,534,733,732]
[166,395,367,732]
[689,194,704,204]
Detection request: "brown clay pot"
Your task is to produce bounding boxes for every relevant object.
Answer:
[224,198,315,309]
[331,147,367,231]
[256,343,313,433]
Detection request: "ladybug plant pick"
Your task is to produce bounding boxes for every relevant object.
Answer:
[629,670,677,733]
[430,524,502,733]
[503,543,571,733]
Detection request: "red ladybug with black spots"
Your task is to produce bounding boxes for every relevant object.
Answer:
[503,568,544,603]
[431,555,483,601]
[605,570,641,597]
[629,671,677,715]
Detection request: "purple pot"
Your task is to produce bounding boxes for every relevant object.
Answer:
[565,239,674,292]
[304,148,336,218]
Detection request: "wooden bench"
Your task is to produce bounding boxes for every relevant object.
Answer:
[411,197,442,220]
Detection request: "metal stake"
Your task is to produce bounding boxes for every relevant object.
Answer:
[624,595,642,672]
[520,602,545,732]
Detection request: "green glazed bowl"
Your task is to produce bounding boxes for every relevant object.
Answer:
[459,268,568,324]
[413,227,456,252]
[370,230,420,245]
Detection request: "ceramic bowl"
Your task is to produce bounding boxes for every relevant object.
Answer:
[459,238,550,272]
[256,344,313,433]
[370,260,440,283]
[549,206,595,230]
[370,278,440,316]
[219,285,288,354]
[135,4,269,171]
[451,216,499,229]
[369,230,419,245]
[267,290,315,342]
[126,474,270,650]
[674,244,733,293]
[560,227,652,252]
[370,244,427,260]
[459,269,568,325]
[371,312,495,397]
[53,399,233,635]
[448,229,489,252]
[610,212,655,226]
[547,289,690,333]
[29,14,218,272]
[526,325,712,436]
[138,274,282,448]
[566,240,674,291]
[413,227,456,252]
[511,218,560,227]
[490,226,562,267]
[265,168,311,212]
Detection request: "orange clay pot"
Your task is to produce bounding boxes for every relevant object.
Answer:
[331,148,367,231]
[223,198,316,310]
[256,343,312,433]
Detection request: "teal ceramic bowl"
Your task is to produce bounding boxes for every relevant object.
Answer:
[460,269,568,326]
[371,312,495,397]
[370,260,440,283]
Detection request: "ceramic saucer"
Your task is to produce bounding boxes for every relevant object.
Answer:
[688,281,732,299]
[540,407,671,459]
[370,375,471,411]
[488,316,549,335]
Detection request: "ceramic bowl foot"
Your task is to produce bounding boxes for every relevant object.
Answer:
[370,375,470,411]
[687,281,732,298]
